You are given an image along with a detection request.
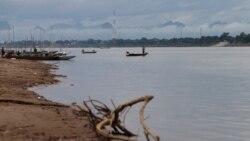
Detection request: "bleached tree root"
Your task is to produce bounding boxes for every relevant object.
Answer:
[139,96,160,141]
[75,95,160,141]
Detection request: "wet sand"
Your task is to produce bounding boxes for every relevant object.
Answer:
[0,58,98,141]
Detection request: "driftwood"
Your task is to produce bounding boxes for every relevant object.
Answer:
[75,95,160,141]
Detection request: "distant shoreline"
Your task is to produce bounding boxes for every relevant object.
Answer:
[2,32,250,48]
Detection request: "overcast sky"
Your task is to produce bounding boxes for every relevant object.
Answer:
[1,0,250,41]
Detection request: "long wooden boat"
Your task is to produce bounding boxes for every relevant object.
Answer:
[6,54,75,60]
[82,49,97,54]
[3,49,75,60]
[126,52,148,57]
[4,52,75,60]
[126,46,148,57]
[57,55,75,60]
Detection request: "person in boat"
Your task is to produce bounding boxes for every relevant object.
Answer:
[1,47,5,57]
[142,46,145,54]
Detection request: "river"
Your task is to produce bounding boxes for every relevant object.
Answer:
[34,47,250,141]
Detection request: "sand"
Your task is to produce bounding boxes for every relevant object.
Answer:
[0,58,99,141]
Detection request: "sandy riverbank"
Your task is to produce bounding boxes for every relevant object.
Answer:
[0,58,99,141]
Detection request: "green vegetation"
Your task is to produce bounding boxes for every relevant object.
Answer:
[2,32,250,47]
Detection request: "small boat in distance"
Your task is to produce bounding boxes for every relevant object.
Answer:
[82,49,97,54]
[126,52,148,56]
[126,46,148,57]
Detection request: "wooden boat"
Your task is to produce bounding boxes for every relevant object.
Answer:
[126,46,148,57]
[82,49,97,54]
[8,55,75,60]
[5,51,75,60]
[126,52,148,57]
[57,55,75,60]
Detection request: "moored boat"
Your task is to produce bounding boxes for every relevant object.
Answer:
[58,55,76,60]
[7,54,75,60]
[4,49,75,60]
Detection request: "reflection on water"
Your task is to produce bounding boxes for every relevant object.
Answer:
[34,47,250,141]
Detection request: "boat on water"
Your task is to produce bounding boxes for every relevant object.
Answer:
[56,55,75,60]
[126,46,148,57]
[8,54,75,60]
[82,49,97,54]
[126,52,148,56]
[4,49,75,60]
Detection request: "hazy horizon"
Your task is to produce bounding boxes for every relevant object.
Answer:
[1,0,250,41]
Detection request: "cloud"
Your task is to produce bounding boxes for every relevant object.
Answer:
[49,23,84,30]
[209,21,227,28]
[0,21,11,31]
[48,22,113,30]
[158,21,185,28]
[1,0,250,40]
[96,22,113,29]
[34,26,46,32]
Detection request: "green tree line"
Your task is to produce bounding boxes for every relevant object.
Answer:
[2,32,250,47]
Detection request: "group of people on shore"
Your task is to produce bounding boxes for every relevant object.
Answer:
[0,47,14,58]
[1,47,33,58]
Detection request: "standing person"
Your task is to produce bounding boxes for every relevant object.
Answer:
[142,46,145,54]
[34,47,37,53]
[1,47,5,57]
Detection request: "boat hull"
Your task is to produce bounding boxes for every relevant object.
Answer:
[82,49,96,54]
[8,55,75,60]
[82,51,96,54]
[126,52,148,57]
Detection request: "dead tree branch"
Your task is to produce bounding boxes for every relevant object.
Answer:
[78,95,160,141]
[139,96,160,141]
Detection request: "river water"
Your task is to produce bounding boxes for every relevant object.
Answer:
[34,47,250,141]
